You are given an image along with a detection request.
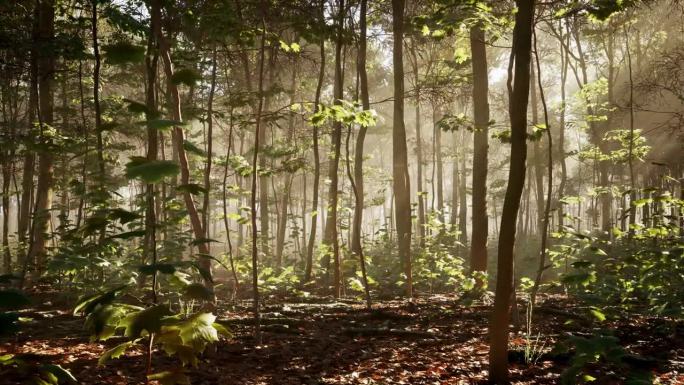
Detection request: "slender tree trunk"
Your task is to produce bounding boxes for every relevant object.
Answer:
[392,0,412,298]
[434,105,444,224]
[202,47,218,248]
[469,25,489,274]
[91,0,105,189]
[275,59,298,269]
[458,130,468,248]
[531,29,554,303]
[323,0,346,298]
[304,2,325,283]
[530,64,545,240]
[408,43,426,247]
[25,0,56,282]
[450,132,459,226]
[351,0,370,258]
[489,1,534,382]
[156,9,212,288]
[250,17,268,344]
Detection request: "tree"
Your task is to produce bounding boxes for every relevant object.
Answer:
[488,0,534,382]
[469,24,490,276]
[392,0,412,298]
[322,0,346,298]
[24,0,56,283]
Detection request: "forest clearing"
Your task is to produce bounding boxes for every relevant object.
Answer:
[1,0,684,384]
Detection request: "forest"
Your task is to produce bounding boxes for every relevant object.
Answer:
[0,0,683,383]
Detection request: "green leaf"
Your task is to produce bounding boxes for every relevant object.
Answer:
[178,313,218,349]
[124,99,148,115]
[139,264,176,275]
[183,140,206,156]
[190,238,219,246]
[40,364,77,384]
[589,307,606,322]
[147,370,190,385]
[171,68,201,86]
[125,157,179,183]
[74,285,127,316]
[176,184,207,195]
[183,283,214,302]
[119,305,172,338]
[98,340,136,365]
[0,290,30,310]
[212,322,232,338]
[108,208,141,224]
[111,230,146,239]
[102,42,145,65]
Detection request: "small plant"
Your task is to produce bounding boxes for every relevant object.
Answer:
[557,332,654,385]
[74,285,230,384]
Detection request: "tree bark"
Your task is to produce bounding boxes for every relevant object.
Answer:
[25,0,56,281]
[323,0,346,298]
[488,0,534,382]
[351,0,370,259]
[469,25,489,274]
[156,6,212,288]
[392,0,412,298]
[304,0,326,283]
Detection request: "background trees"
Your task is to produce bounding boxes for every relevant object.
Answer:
[1,0,683,383]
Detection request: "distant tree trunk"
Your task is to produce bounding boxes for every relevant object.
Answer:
[250,17,268,344]
[556,20,568,231]
[2,153,11,273]
[156,8,212,289]
[434,105,444,224]
[18,23,37,245]
[323,0,345,298]
[449,132,460,227]
[488,0,534,382]
[450,132,459,226]
[258,49,273,258]
[275,58,298,269]
[304,1,325,283]
[142,0,160,295]
[531,29,554,304]
[392,0,412,298]
[530,64,545,240]
[458,130,468,248]
[202,47,218,248]
[408,43,426,247]
[351,0,369,259]
[25,0,56,282]
[469,25,489,274]
[91,0,105,188]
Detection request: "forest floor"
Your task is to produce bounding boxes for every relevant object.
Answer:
[1,293,683,384]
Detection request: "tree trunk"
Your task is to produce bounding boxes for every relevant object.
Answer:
[469,25,489,274]
[408,43,426,247]
[304,1,326,283]
[250,16,268,344]
[156,7,212,289]
[25,0,56,282]
[489,0,534,382]
[351,0,370,259]
[323,0,346,298]
[392,0,412,298]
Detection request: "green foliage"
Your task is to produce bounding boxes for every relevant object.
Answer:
[557,331,654,385]
[125,157,180,183]
[171,68,201,86]
[2,354,78,384]
[102,42,145,65]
